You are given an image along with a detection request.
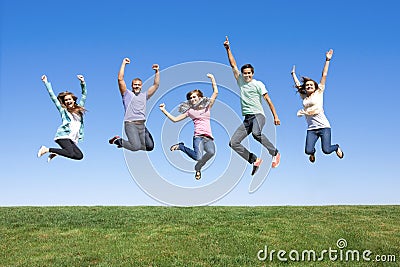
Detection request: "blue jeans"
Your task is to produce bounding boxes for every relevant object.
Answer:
[116,121,154,151]
[178,136,215,171]
[229,114,278,164]
[305,128,338,155]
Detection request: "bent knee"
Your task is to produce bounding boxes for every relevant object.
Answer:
[229,140,239,148]
[131,144,142,151]
[74,154,84,160]
[322,149,331,154]
[194,153,202,161]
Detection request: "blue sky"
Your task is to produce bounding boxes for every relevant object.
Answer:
[1,0,399,206]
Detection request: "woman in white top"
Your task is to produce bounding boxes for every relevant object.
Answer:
[291,49,343,163]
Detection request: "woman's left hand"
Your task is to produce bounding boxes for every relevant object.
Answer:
[207,73,215,81]
[77,75,85,83]
[326,49,333,60]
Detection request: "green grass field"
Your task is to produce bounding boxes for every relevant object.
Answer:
[0,206,399,266]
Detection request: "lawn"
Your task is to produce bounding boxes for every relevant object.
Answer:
[0,206,399,266]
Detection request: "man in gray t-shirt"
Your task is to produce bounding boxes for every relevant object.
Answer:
[224,36,281,175]
[109,57,160,152]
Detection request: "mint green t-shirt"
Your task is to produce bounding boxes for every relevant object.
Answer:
[237,74,268,116]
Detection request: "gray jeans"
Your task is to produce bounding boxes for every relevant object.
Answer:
[229,114,277,164]
[118,121,154,151]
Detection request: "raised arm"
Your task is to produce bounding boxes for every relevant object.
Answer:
[224,36,240,80]
[118,58,130,96]
[147,64,160,99]
[263,93,281,126]
[77,74,87,107]
[41,75,63,113]
[159,103,187,122]
[207,73,218,109]
[291,65,301,89]
[319,49,333,87]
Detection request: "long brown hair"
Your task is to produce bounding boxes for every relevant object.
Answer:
[297,77,319,96]
[57,91,86,116]
[186,89,203,100]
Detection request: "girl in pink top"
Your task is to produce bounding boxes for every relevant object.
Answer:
[159,74,218,180]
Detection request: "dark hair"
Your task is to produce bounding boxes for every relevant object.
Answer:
[241,64,254,74]
[298,77,318,95]
[186,89,203,100]
[57,91,86,116]
[132,78,142,84]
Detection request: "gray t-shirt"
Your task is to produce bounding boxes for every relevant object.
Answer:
[123,90,147,121]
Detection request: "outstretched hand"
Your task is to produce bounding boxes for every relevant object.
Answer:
[159,103,166,111]
[77,74,85,83]
[41,75,48,83]
[123,58,131,64]
[291,65,296,74]
[326,49,333,60]
[223,36,230,49]
[152,64,159,72]
[207,73,215,80]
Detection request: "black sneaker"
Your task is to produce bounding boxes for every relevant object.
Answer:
[251,158,263,175]
[108,136,120,144]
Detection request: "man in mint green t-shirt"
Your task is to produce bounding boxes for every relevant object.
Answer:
[224,36,281,175]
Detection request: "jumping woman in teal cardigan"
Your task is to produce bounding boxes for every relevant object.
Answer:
[37,74,87,162]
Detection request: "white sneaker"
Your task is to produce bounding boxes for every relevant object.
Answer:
[37,146,48,157]
[336,146,344,159]
[47,153,57,162]
[272,153,281,168]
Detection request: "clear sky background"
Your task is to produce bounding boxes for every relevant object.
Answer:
[1,0,399,206]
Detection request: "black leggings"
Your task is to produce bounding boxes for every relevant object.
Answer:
[49,139,84,160]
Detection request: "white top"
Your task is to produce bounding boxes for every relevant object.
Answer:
[55,112,82,143]
[297,84,331,130]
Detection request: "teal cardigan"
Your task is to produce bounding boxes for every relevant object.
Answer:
[44,81,87,142]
